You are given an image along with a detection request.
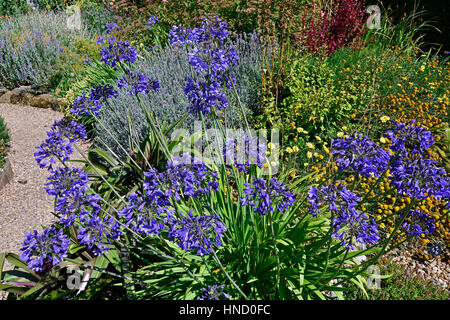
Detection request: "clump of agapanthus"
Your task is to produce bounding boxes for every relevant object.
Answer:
[98,35,137,68]
[332,208,379,250]
[147,15,159,30]
[168,211,226,256]
[105,22,120,34]
[51,118,87,142]
[71,83,118,117]
[34,131,74,170]
[307,184,379,249]
[117,70,160,95]
[389,156,450,200]
[20,226,70,272]
[44,167,88,197]
[385,120,435,157]
[55,192,102,226]
[164,153,219,200]
[170,16,238,116]
[307,184,359,217]
[401,209,436,237]
[223,135,266,173]
[198,283,230,300]
[241,178,296,215]
[118,191,173,236]
[77,214,121,256]
[332,132,390,178]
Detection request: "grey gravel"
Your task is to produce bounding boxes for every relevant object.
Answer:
[0,103,89,299]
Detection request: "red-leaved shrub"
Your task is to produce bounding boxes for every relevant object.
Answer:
[295,0,368,55]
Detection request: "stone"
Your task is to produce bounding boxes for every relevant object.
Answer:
[0,87,7,95]
[17,178,27,184]
[0,158,14,191]
[30,93,60,110]
[21,92,35,105]
[0,90,13,103]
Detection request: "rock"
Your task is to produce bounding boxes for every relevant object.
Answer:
[0,87,7,95]
[0,158,14,191]
[17,178,27,184]
[21,92,35,106]
[0,90,13,103]
[30,94,60,110]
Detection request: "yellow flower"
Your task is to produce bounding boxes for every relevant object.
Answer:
[307,151,313,159]
[315,136,322,141]
[286,147,293,153]
[292,146,299,153]
[323,145,330,153]
[297,127,308,134]
[306,142,315,149]
[337,132,345,138]
[380,115,390,123]
[380,137,387,144]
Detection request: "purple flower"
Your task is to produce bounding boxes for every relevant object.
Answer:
[147,15,159,30]
[55,192,102,226]
[164,154,219,200]
[307,184,360,217]
[198,283,230,300]
[20,226,70,272]
[100,36,137,68]
[332,132,390,178]
[71,83,118,117]
[118,192,172,236]
[34,131,73,170]
[117,71,160,95]
[223,135,266,172]
[241,178,296,215]
[51,118,87,142]
[385,120,434,156]
[105,22,119,34]
[401,210,435,237]
[45,167,88,197]
[389,156,450,200]
[332,209,379,250]
[168,211,226,256]
[77,215,121,256]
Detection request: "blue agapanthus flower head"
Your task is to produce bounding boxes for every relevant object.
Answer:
[389,156,450,200]
[147,15,159,30]
[100,36,137,68]
[198,283,230,300]
[168,210,226,256]
[223,134,266,173]
[401,209,436,237]
[77,214,121,256]
[332,132,390,178]
[71,83,118,117]
[105,22,119,34]
[118,191,173,236]
[51,118,87,142]
[164,153,219,200]
[20,226,70,272]
[55,192,102,226]
[117,71,160,95]
[385,120,435,156]
[307,184,360,217]
[45,166,88,197]
[34,131,73,170]
[241,178,296,215]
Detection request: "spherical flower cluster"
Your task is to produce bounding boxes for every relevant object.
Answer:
[99,36,137,68]
[105,22,119,34]
[118,192,172,236]
[389,156,450,200]
[385,120,435,156]
[332,132,390,178]
[77,215,121,256]
[170,16,238,116]
[55,192,102,226]
[332,209,379,250]
[71,83,118,117]
[223,135,266,172]
[241,178,296,215]
[147,15,159,30]
[44,167,88,198]
[401,209,436,237]
[34,131,74,170]
[197,283,230,300]
[20,226,70,272]
[168,211,226,256]
[51,118,87,142]
[307,184,379,249]
[164,154,220,200]
[117,71,160,95]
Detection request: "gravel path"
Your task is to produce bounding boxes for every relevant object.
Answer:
[0,103,89,267]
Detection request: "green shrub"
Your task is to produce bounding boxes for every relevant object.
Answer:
[0,116,10,169]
